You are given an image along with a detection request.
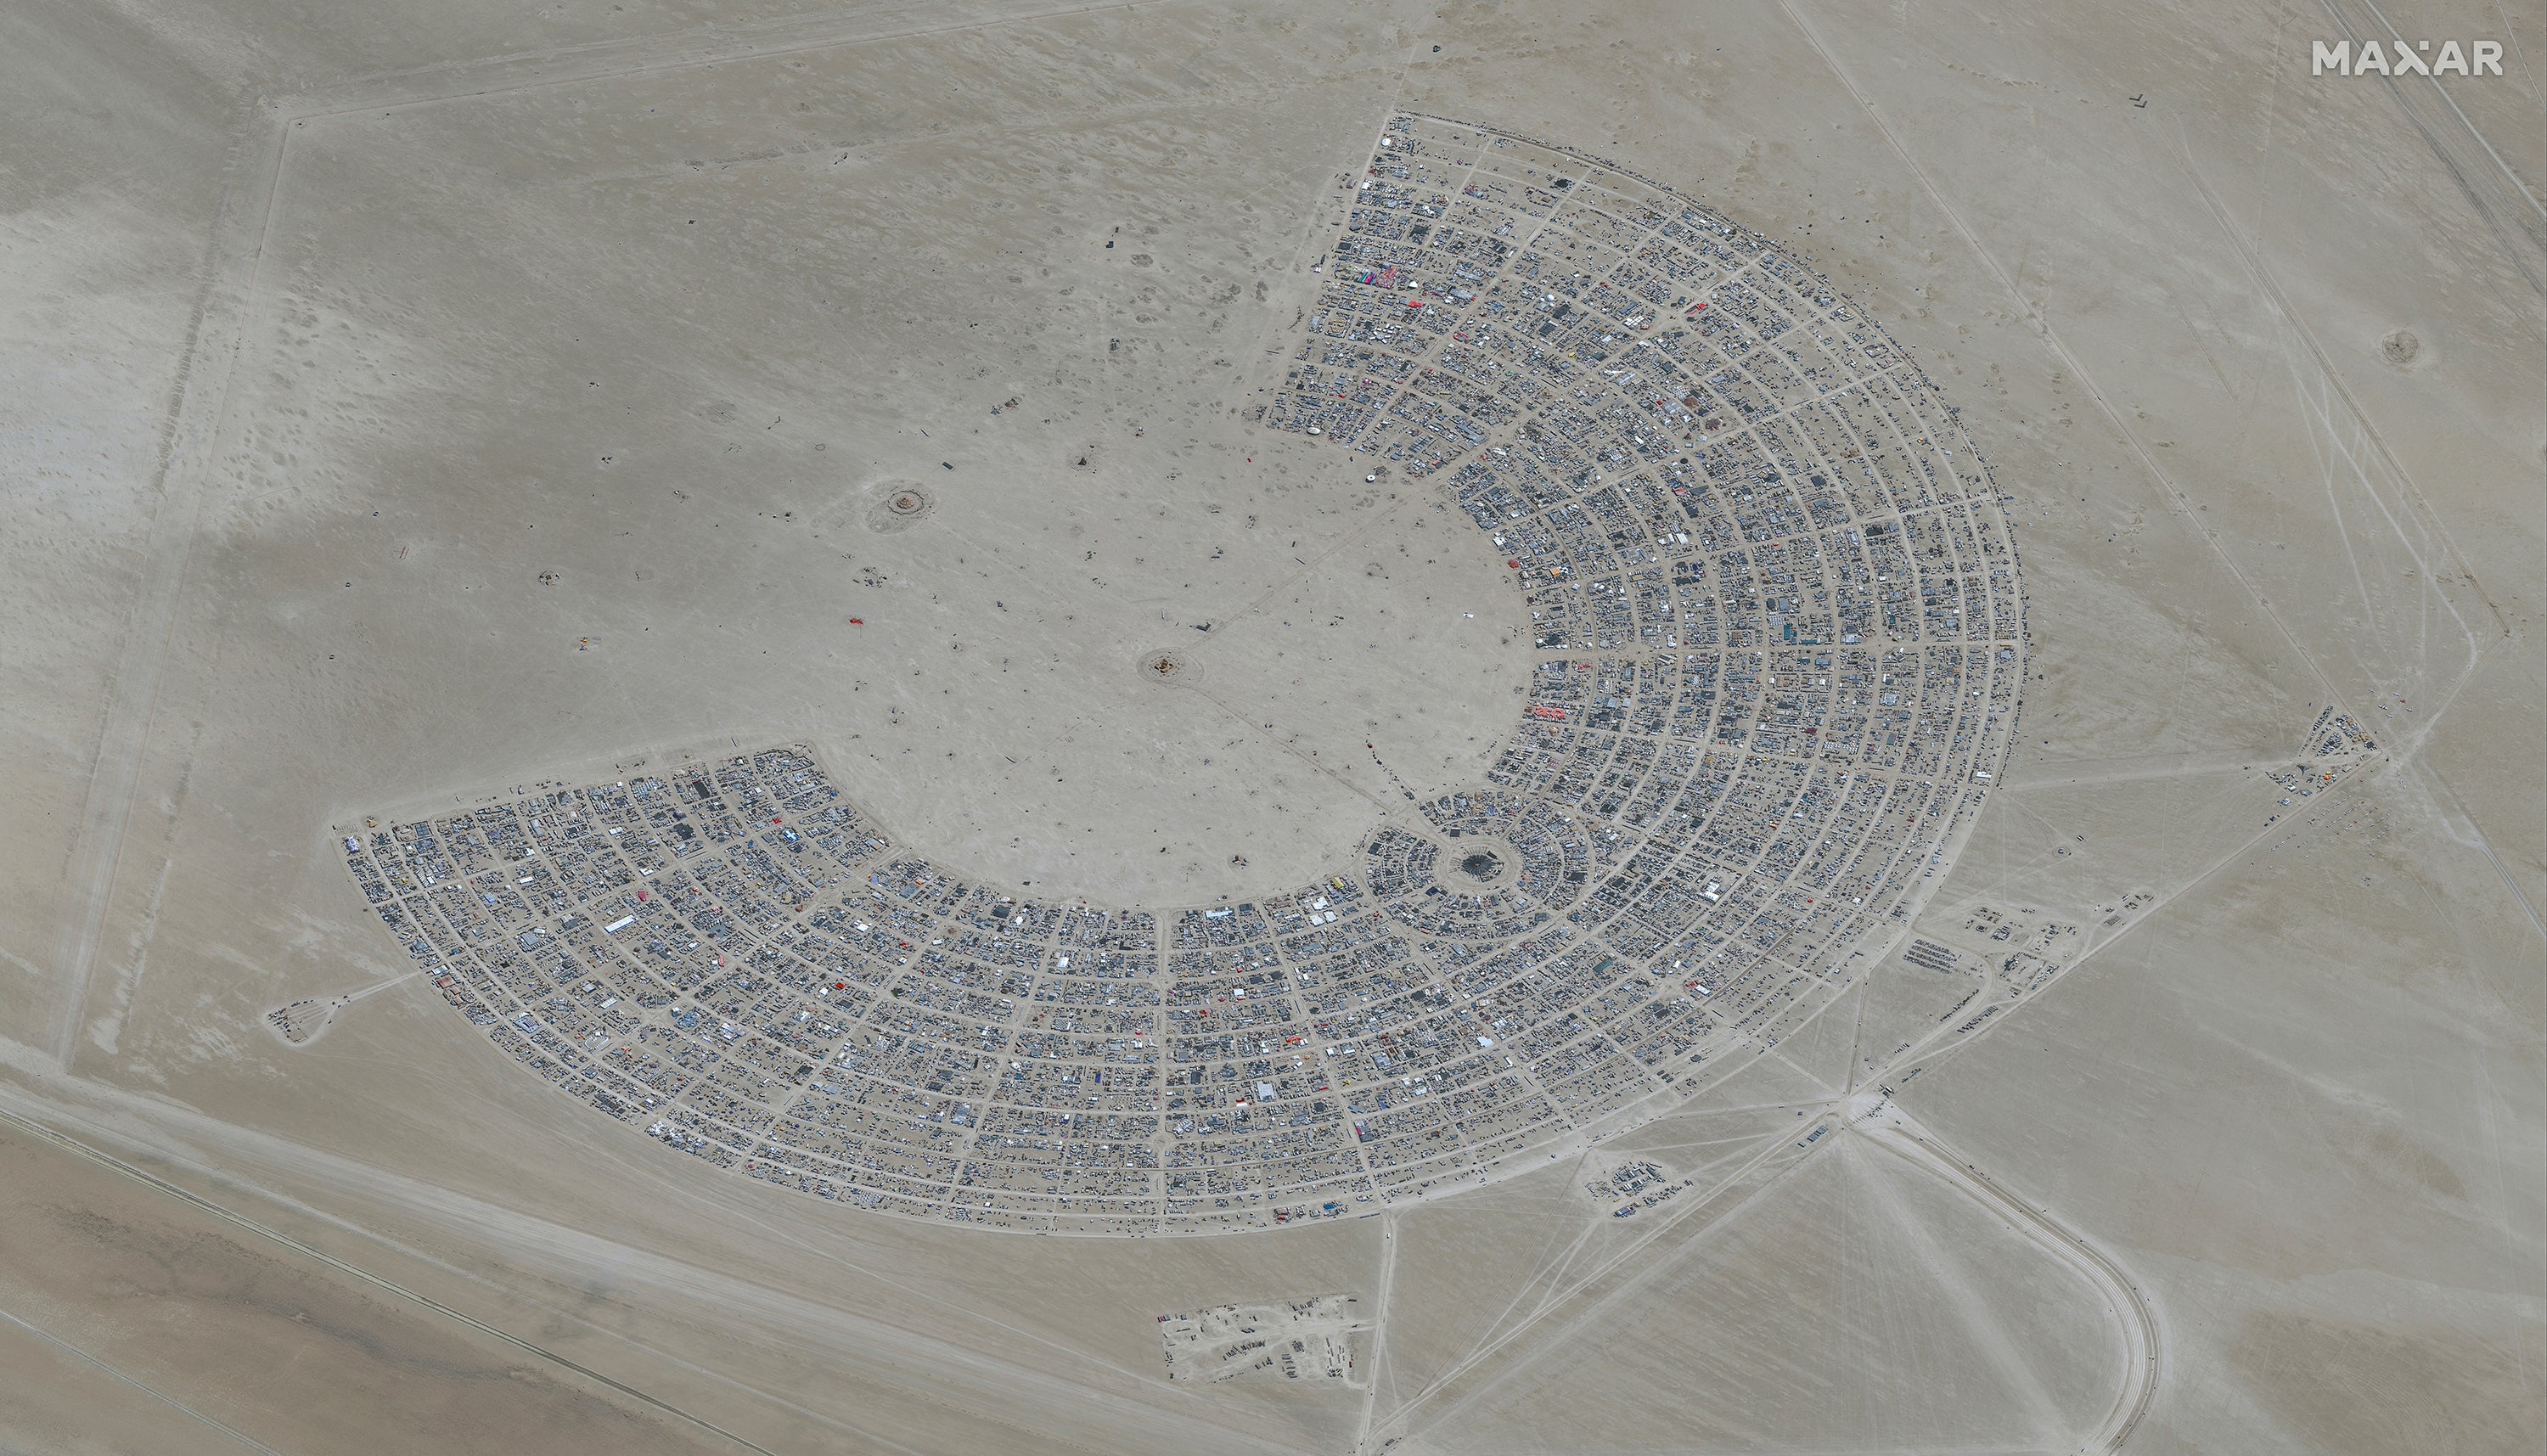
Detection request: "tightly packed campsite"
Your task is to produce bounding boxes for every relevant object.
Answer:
[344,115,2026,1235]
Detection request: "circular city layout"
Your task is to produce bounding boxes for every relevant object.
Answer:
[342,114,2025,1235]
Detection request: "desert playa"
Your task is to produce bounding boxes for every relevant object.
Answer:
[3,2,2541,1453]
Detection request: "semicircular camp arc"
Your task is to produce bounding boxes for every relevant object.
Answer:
[343,113,2025,1236]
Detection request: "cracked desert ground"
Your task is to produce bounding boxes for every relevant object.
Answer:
[4,1,2544,1453]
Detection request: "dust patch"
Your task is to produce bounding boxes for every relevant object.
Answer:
[2229,1307,2537,1454]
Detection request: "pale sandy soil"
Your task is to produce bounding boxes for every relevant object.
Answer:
[3,0,2541,1452]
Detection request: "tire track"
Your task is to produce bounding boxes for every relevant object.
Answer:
[45,103,291,1073]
